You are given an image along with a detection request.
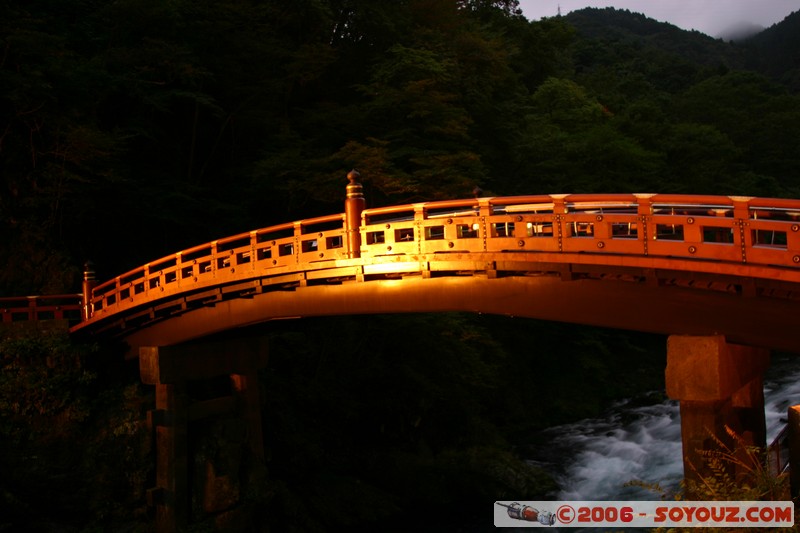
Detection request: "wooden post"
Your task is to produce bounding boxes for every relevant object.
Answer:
[81,261,96,321]
[344,169,365,259]
[154,382,189,532]
[141,347,190,533]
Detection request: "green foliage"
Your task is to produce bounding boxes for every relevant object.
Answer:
[512,77,665,193]
[0,332,151,530]
[627,426,792,533]
[260,313,664,530]
[660,122,742,194]
[685,426,789,502]
[530,77,606,126]
[745,11,800,90]
[0,332,96,442]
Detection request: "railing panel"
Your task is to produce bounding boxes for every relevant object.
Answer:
[512,214,561,252]
[560,213,643,255]
[646,213,738,262]
[361,220,418,257]
[254,235,298,269]
[483,216,520,252]
[418,216,484,253]
[298,228,347,262]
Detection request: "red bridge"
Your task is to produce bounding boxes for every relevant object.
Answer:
[62,191,800,350]
[4,173,800,530]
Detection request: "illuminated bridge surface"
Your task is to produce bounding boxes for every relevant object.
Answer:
[7,193,800,353]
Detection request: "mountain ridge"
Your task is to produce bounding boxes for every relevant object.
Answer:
[562,7,800,90]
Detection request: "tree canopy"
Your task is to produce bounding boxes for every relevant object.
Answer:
[2,2,798,291]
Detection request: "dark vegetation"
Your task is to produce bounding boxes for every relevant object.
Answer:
[1,1,799,530]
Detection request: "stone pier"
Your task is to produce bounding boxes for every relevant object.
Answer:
[665,334,769,484]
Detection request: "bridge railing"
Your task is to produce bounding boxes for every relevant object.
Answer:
[768,425,790,477]
[79,193,800,325]
[89,213,347,315]
[0,294,83,323]
[359,193,800,265]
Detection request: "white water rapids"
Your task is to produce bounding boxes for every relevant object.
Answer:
[531,353,800,500]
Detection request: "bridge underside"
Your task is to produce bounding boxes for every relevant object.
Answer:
[115,269,792,504]
[112,270,799,355]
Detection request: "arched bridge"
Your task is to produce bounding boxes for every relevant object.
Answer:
[75,189,800,354]
[6,178,800,530]
[5,188,800,352]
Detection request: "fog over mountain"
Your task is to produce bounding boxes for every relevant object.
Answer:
[518,0,798,40]
[716,20,765,41]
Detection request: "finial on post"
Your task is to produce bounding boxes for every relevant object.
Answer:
[344,169,365,259]
[346,168,362,195]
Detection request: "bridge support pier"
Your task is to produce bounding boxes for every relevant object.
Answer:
[665,335,769,486]
[139,336,269,532]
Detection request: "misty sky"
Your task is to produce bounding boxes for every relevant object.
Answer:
[517,0,800,38]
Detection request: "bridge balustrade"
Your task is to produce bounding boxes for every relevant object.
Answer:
[88,214,347,316]
[71,193,800,326]
[357,194,800,264]
[0,295,82,323]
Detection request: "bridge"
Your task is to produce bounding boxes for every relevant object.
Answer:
[4,171,800,530]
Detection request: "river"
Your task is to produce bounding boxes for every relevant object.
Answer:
[530,353,800,501]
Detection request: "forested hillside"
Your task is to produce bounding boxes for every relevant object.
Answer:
[3,1,800,294]
[741,9,800,88]
[2,2,799,531]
